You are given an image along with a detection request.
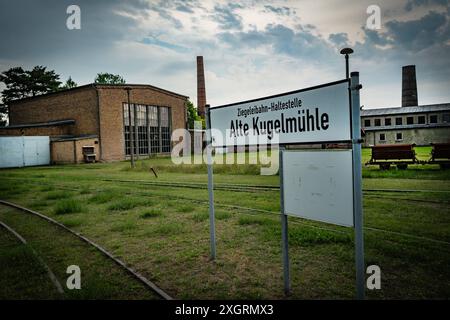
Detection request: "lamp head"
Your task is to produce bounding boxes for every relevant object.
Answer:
[340,48,354,55]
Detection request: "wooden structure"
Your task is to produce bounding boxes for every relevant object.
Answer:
[429,143,450,169]
[366,144,419,169]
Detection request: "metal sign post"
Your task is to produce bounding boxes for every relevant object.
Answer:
[350,72,365,299]
[205,105,217,260]
[279,146,291,295]
[208,75,365,298]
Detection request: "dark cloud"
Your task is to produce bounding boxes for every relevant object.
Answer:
[140,36,190,53]
[218,24,335,62]
[264,5,293,16]
[176,4,194,13]
[385,11,449,51]
[360,10,449,54]
[404,0,449,12]
[0,0,145,62]
[328,33,349,47]
[147,2,184,29]
[213,4,243,30]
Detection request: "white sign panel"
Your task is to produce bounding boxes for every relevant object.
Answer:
[210,80,350,147]
[282,150,354,227]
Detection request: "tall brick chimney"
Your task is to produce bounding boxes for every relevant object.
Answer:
[402,65,418,107]
[196,56,206,117]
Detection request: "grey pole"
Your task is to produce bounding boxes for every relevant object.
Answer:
[340,48,354,79]
[134,103,139,160]
[205,105,216,260]
[350,72,365,299]
[345,55,349,79]
[125,87,135,168]
[279,146,290,295]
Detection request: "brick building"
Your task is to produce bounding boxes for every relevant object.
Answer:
[0,84,188,163]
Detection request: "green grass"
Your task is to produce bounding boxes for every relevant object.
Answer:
[0,207,159,300]
[54,199,84,215]
[0,149,449,299]
[140,209,162,219]
[107,198,141,211]
[45,191,72,200]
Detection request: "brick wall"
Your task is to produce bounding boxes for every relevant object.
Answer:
[8,86,99,137]
[97,86,187,161]
[51,137,99,164]
[0,124,73,137]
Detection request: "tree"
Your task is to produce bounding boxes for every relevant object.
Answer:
[0,66,62,126]
[27,66,61,96]
[61,76,77,90]
[94,73,126,84]
[0,102,7,126]
[186,100,204,129]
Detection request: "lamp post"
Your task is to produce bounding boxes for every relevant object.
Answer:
[125,87,135,168]
[340,47,354,79]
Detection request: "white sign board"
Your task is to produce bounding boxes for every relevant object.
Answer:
[282,150,354,227]
[210,80,350,147]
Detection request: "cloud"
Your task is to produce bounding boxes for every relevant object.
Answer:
[404,0,449,12]
[1,0,450,109]
[140,36,190,53]
[213,4,243,30]
[328,33,349,48]
[264,5,293,16]
[385,11,449,52]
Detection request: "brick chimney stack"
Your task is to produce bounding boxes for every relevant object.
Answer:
[196,56,206,117]
[402,65,418,107]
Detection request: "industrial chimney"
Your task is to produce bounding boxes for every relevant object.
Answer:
[402,65,418,107]
[196,56,206,117]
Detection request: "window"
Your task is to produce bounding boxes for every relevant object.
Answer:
[364,119,371,127]
[136,105,148,155]
[384,118,391,126]
[160,107,171,153]
[396,117,402,125]
[396,132,403,141]
[123,103,172,156]
[418,115,425,124]
[430,115,438,123]
[375,119,381,127]
[148,106,159,154]
[407,116,414,125]
[379,133,386,141]
[123,103,135,156]
[443,113,450,123]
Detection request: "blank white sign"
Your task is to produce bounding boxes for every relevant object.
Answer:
[282,150,354,227]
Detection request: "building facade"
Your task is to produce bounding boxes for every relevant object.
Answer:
[0,84,188,163]
[361,103,450,146]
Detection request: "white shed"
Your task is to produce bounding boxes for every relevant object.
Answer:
[0,136,50,168]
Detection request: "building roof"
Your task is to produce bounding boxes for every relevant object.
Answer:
[1,119,75,129]
[361,103,450,117]
[8,83,189,104]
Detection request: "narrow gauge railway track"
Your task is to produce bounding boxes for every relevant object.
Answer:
[3,176,450,194]
[0,200,173,300]
[102,178,450,195]
[0,220,64,295]
[2,178,450,247]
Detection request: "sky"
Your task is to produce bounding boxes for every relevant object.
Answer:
[0,0,449,109]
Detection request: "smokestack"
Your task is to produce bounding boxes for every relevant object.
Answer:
[402,65,418,107]
[197,56,206,117]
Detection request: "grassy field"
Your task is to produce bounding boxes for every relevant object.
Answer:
[0,146,449,299]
